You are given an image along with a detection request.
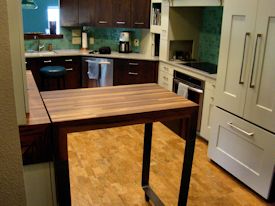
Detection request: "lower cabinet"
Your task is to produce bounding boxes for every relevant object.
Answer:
[208,107,275,199]
[24,162,56,206]
[113,59,158,85]
[25,57,81,91]
[158,62,174,91]
[200,81,215,141]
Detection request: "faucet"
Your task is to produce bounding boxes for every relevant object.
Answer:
[34,35,45,52]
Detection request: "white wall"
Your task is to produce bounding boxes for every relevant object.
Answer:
[0,0,27,205]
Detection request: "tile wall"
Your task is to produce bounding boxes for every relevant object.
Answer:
[197,7,223,65]
[24,27,142,53]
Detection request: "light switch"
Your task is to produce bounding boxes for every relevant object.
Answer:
[89,37,94,45]
[72,37,81,45]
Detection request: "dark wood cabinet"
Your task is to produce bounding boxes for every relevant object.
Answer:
[113,59,158,85]
[131,0,151,28]
[25,57,82,91]
[112,0,131,28]
[79,0,96,26]
[60,0,79,26]
[95,0,113,27]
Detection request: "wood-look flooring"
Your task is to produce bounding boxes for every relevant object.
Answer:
[68,122,274,206]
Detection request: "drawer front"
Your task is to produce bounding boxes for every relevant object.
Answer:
[208,107,275,199]
[158,70,173,91]
[159,62,174,75]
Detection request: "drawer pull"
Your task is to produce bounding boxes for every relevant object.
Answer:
[43,60,52,63]
[99,21,108,24]
[128,72,138,76]
[129,62,139,66]
[116,21,126,24]
[227,122,254,136]
[66,68,73,71]
[163,76,168,80]
[65,59,73,62]
[134,22,144,25]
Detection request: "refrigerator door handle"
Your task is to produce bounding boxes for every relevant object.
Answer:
[227,122,254,136]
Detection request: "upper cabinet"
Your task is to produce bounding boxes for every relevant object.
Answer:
[95,0,113,27]
[78,0,95,26]
[215,0,275,133]
[60,0,79,26]
[60,0,150,28]
[112,0,131,28]
[131,0,151,28]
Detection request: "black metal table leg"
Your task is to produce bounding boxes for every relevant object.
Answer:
[178,111,198,206]
[142,123,153,201]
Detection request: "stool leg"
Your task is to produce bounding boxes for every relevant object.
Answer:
[63,77,66,89]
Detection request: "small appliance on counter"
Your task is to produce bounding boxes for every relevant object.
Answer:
[99,47,111,54]
[119,31,131,53]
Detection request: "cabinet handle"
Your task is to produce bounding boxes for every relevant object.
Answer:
[65,59,73,62]
[163,76,168,81]
[25,62,27,64]
[66,68,73,71]
[134,22,144,25]
[99,21,108,24]
[250,34,262,88]
[129,62,139,66]
[116,21,126,25]
[43,60,52,63]
[227,122,254,136]
[128,72,138,76]
[239,32,250,84]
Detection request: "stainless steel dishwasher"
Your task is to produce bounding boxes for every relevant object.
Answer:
[82,57,113,88]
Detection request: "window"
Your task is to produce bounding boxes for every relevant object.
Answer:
[47,7,60,34]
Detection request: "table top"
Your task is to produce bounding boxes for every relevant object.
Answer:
[23,71,50,126]
[41,84,198,127]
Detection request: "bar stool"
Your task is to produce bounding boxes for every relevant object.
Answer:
[40,66,66,91]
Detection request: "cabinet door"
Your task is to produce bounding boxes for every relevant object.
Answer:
[79,0,95,25]
[60,0,79,26]
[59,57,81,89]
[208,107,275,199]
[215,0,258,116]
[95,0,112,27]
[131,0,150,28]
[112,0,130,28]
[244,0,275,133]
[114,59,157,85]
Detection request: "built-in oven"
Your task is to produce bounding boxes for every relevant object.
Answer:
[163,71,204,138]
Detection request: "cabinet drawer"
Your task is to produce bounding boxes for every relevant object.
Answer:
[158,70,173,91]
[208,107,275,199]
[159,62,174,75]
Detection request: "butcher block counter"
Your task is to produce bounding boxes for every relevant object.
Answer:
[41,84,198,206]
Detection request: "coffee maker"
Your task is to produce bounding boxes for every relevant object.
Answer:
[119,32,131,53]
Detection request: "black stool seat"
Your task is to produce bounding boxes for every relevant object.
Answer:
[40,66,66,90]
[40,66,66,77]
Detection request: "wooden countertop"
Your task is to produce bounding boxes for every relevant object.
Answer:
[41,84,198,126]
[24,71,50,126]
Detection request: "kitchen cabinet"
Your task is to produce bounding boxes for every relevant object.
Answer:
[208,107,275,199]
[158,62,173,91]
[25,57,82,91]
[131,0,151,28]
[200,81,215,141]
[60,0,79,26]
[79,0,95,26]
[214,0,275,133]
[112,0,131,28]
[95,0,113,27]
[209,0,275,200]
[113,59,158,85]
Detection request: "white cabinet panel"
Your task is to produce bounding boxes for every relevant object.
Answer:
[244,1,275,133]
[215,0,258,116]
[208,107,275,199]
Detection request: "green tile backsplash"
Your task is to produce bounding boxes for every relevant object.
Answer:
[24,27,142,53]
[197,7,223,65]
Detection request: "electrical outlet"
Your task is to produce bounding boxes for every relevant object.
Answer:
[134,39,139,47]
[72,37,81,45]
[89,37,94,45]
[72,30,81,37]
